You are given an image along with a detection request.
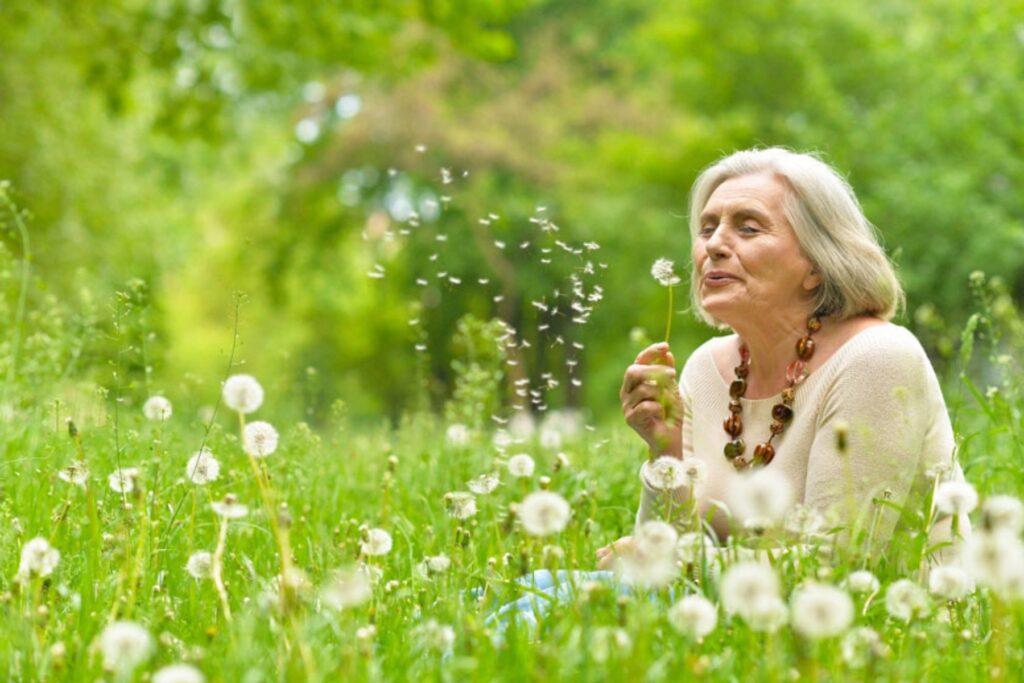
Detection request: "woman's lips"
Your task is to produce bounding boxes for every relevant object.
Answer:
[703,274,738,287]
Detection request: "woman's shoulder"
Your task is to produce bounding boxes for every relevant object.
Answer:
[820,321,936,388]
[678,334,736,385]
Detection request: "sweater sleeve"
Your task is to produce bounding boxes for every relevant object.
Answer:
[802,332,944,542]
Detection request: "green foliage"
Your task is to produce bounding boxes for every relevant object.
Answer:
[443,314,508,429]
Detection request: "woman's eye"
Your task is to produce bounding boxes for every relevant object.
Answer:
[739,225,759,234]
[699,225,716,236]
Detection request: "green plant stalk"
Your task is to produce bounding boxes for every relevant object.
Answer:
[0,188,30,410]
[664,285,674,343]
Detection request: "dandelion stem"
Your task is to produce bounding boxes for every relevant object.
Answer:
[212,518,233,622]
[664,285,674,343]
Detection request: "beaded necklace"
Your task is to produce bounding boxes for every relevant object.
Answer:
[722,314,822,470]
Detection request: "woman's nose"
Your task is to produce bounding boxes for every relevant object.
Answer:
[704,224,730,258]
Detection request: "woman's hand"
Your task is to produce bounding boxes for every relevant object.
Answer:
[595,536,634,570]
[620,342,683,457]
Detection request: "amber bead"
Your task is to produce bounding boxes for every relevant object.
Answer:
[728,399,743,414]
[732,458,751,471]
[753,443,776,465]
[771,403,794,423]
[724,439,746,459]
[769,420,785,434]
[781,387,795,405]
[807,316,823,332]
[786,360,807,384]
[735,364,749,379]
[729,379,747,399]
[723,415,743,437]
[796,336,816,360]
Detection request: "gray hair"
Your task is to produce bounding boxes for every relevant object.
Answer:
[687,147,904,326]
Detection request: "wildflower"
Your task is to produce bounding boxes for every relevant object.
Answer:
[641,456,689,491]
[153,664,205,683]
[143,395,173,421]
[928,565,974,600]
[222,374,264,414]
[507,453,535,478]
[321,568,372,610]
[784,505,827,537]
[242,421,279,458]
[211,494,249,519]
[634,520,679,558]
[884,579,931,621]
[108,467,140,494]
[650,258,681,287]
[186,551,213,579]
[509,412,535,439]
[57,461,89,487]
[98,621,153,672]
[790,583,854,640]
[356,625,377,641]
[729,468,794,527]
[444,492,478,520]
[185,449,220,485]
[668,595,718,639]
[934,481,978,515]
[467,473,499,495]
[961,529,1024,594]
[17,537,60,580]
[424,554,451,574]
[361,528,393,557]
[720,562,781,621]
[415,619,455,653]
[842,627,888,668]
[844,570,880,595]
[981,495,1024,533]
[745,596,789,632]
[518,491,571,536]
[590,627,632,662]
[676,532,716,564]
[445,423,470,447]
[615,548,679,589]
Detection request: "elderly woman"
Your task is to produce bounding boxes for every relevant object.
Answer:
[598,147,968,566]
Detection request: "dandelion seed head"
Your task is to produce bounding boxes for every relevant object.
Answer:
[590,627,632,663]
[444,491,477,520]
[321,567,372,610]
[784,504,828,537]
[98,621,153,672]
[634,520,679,559]
[108,467,140,494]
[744,595,789,632]
[651,258,681,287]
[928,565,974,600]
[668,595,718,639]
[186,551,212,579]
[445,423,470,447]
[844,570,880,595]
[153,663,205,683]
[467,473,499,495]
[507,453,535,478]
[884,579,931,621]
[676,532,716,564]
[518,491,571,536]
[424,554,451,574]
[790,583,854,640]
[720,561,781,619]
[58,461,89,487]
[842,627,888,668]
[222,374,264,414]
[981,495,1024,533]
[729,468,794,527]
[414,619,455,653]
[143,395,173,421]
[361,528,393,557]
[17,537,60,580]
[211,494,249,519]
[934,481,978,515]
[961,529,1024,594]
[243,421,279,458]
[185,449,220,486]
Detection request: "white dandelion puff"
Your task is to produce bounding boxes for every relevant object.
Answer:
[211,494,249,519]
[17,537,60,580]
[676,532,716,565]
[720,562,781,621]
[153,664,205,683]
[784,504,828,537]
[640,456,688,491]
[961,529,1024,593]
[57,461,89,487]
[729,468,794,527]
[518,491,571,536]
[842,627,888,669]
[108,467,140,494]
[321,567,372,610]
[185,449,220,486]
[424,554,451,574]
[634,520,679,559]
[414,620,455,653]
[444,491,478,520]
[934,481,978,515]
[790,583,854,640]
[222,374,264,414]
[668,595,718,639]
[242,421,279,458]
[650,258,681,287]
[981,495,1024,533]
[843,570,880,595]
[744,595,789,633]
[361,528,393,557]
[143,396,173,421]
[928,565,974,601]
[445,423,470,446]
[884,579,931,621]
[98,621,153,672]
[186,551,213,579]
[507,453,536,478]
[590,627,632,663]
[467,474,499,495]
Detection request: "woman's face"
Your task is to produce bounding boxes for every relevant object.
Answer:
[693,172,821,323]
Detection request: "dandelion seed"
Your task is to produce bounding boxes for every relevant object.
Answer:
[518,491,571,536]
[361,528,393,557]
[934,481,978,515]
[981,495,1024,533]
[928,565,974,600]
[57,461,89,487]
[321,567,372,610]
[414,344,427,352]
[520,241,530,249]
[108,467,140,494]
[844,570,880,595]
[467,473,499,495]
[186,448,220,486]
[668,595,718,639]
[571,379,582,387]
[143,396,173,421]
[729,468,794,527]
[445,423,470,446]
[444,491,477,520]
[478,278,490,285]
[154,664,205,683]
[415,144,426,153]
[435,234,448,242]
[507,454,535,478]
[98,621,153,672]
[884,579,931,621]
[242,421,279,458]
[367,270,385,279]
[222,374,264,414]
[791,583,854,640]
[494,240,506,249]
[211,494,249,520]
[186,551,213,579]
[441,168,452,184]
[416,278,429,286]
[448,276,461,285]
[17,537,60,580]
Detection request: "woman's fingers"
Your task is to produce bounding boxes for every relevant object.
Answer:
[635,342,676,368]
[620,364,677,399]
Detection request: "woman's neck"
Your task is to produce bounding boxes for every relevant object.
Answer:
[730,307,819,395]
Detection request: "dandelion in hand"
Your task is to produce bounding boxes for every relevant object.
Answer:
[651,258,680,342]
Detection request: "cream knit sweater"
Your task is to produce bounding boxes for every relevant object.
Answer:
[636,323,969,545]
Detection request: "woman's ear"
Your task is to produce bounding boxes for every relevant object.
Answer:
[803,267,822,291]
